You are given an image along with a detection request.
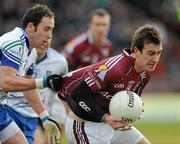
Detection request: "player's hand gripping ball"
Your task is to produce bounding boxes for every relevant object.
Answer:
[109,90,143,122]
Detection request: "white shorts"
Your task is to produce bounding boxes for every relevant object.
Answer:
[46,96,67,123]
[65,115,144,144]
[0,121,21,142]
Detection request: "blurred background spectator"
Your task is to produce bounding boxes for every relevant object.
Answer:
[0,0,179,92]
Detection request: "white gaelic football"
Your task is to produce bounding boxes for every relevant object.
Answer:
[109,90,143,122]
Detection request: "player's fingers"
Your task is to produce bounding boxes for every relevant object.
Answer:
[50,135,58,144]
[118,124,132,131]
[55,136,61,144]
[112,121,130,130]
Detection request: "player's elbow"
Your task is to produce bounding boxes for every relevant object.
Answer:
[0,77,14,92]
[0,80,11,92]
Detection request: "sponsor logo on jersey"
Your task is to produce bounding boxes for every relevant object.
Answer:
[79,101,91,112]
[114,83,124,88]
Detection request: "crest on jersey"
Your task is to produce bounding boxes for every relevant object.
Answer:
[97,65,108,81]
[98,65,108,71]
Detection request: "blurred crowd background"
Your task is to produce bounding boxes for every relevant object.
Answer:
[0,0,180,92]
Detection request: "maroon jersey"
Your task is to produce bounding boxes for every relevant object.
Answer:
[59,48,151,113]
[62,30,113,69]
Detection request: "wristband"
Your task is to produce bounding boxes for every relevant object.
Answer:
[39,110,49,123]
[35,76,47,89]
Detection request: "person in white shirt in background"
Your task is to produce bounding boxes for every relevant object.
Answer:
[33,47,68,144]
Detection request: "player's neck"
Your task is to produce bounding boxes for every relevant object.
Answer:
[131,53,143,73]
[94,40,102,48]
[134,64,143,73]
[37,53,46,61]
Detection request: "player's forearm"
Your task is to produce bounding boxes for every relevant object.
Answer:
[1,73,36,92]
[23,89,46,115]
[0,66,36,92]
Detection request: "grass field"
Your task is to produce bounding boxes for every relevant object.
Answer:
[61,93,180,144]
[134,122,180,144]
[134,93,180,144]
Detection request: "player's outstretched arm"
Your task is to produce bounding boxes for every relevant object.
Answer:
[0,66,63,92]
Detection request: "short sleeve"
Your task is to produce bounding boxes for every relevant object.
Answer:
[1,39,24,70]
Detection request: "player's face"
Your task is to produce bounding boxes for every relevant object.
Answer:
[90,15,110,43]
[134,43,162,72]
[28,16,54,59]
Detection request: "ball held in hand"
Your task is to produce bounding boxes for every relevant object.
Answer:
[109,90,143,122]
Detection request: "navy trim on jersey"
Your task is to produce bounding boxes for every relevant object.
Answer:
[1,54,19,70]
[2,50,21,65]
[36,53,47,65]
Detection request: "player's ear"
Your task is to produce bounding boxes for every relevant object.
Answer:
[133,47,141,57]
[133,47,141,53]
[26,22,35,33]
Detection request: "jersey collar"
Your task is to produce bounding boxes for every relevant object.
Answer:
[122,48,136,64]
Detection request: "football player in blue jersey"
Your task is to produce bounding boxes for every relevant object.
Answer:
[0,4,62,144]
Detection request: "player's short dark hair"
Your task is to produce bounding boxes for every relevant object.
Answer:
[21,3,54,29]
[89,8,111,22]
[131,24,162,52]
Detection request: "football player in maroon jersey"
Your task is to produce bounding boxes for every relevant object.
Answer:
[59,24,163,144]
[62,8,113,70]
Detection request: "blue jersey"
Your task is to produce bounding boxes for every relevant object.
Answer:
[0,27,30,70]
[0,27,34,76]
[0,27,32,141]
[7,48,68,117]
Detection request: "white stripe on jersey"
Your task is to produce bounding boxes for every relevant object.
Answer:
[105,54,122,67]
[84,77,92,84]
[84,77,95,87]
[123,49,130,56]
[108,56,124,70]
[65,33,87,54]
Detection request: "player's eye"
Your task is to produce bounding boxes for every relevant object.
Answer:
[147,52,154,56]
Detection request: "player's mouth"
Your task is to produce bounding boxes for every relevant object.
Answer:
[147,64,156,69]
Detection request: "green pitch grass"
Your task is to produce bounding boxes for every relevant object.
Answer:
[135,93,180,144]
[134,122,180,144]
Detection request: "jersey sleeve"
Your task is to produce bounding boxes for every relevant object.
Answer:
[1,39,24,70]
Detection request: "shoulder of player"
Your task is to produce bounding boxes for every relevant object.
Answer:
[64,33,88,52]
[66,33,87,48]
[47,48,68,69]
[106,54,134,77]
[47,48,67,62]
[0,28,26,50]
